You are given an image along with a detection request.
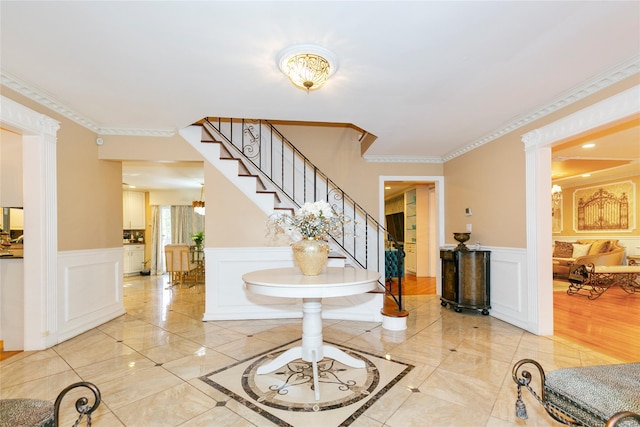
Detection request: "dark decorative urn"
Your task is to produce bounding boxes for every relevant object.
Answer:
[453,232,471,250]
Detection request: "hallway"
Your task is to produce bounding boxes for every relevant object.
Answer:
[0,274,628,426]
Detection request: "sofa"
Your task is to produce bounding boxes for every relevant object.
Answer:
[553,239,625,279]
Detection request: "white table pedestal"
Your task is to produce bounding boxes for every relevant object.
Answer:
[256,298,365,400]
[243,267,380,401]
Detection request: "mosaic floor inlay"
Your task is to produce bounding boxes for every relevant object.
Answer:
[200,339,413,426]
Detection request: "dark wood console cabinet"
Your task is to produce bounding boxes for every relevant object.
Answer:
[440,248,491,315]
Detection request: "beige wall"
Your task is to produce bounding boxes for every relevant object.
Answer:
[98,133,202,161]
[207,123,445,247]
[1,86,122,251]
[275,124,444,217]
[205,162,269,247]
[3,73,638,253]
[444,75,640,248]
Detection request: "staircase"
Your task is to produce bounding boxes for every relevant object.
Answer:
[179,118,408,327]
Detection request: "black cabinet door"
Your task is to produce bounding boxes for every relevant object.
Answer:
[440,249,490,313]
[458,250,490,308]
[440,250,457,303]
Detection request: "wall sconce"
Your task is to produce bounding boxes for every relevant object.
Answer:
[551,184,562,215]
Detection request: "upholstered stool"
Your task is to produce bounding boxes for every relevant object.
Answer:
[0,399,54,426]
[0,381,100,427]
[513,359,640,427]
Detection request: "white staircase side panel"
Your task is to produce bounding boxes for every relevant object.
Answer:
[179,126,276,214]
[203,247,382,323]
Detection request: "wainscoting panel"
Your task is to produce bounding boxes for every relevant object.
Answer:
[484,247,529,330]
[57,248,125,343]
[204,247,383,323]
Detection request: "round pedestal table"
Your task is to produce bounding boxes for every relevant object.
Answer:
[242,267,380,401]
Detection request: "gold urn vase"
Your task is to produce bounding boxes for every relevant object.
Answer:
[291,238,330,276]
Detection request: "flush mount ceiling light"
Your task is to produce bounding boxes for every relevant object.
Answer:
[278,44,337,92]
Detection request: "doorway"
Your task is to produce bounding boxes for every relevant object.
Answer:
[380,175,445,295]
[523,84,639,336]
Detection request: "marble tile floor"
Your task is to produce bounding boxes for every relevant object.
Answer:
[0,274,626,427]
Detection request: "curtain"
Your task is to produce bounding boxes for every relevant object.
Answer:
[150,206,163,275]
[149,205,205,275]
[171,206,205,246]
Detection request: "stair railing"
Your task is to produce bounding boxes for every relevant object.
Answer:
[201,117,405,313]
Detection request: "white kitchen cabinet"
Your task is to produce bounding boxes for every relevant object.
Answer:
[123,191,145,230]
[123,244,145,275]
[404,242,416,273]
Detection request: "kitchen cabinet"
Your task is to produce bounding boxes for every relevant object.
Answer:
[404,243,416,273]
[123,244,145,275]
[440,248,491,315]
[123,191,145,230]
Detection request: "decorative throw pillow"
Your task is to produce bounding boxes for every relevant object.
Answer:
[589,240,610,255]
[572,243,592,258]
[554,241,575,258]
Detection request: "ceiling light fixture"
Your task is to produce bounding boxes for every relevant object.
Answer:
[193,184,205,215]
[582,143,596,149]
[278,44,337,92]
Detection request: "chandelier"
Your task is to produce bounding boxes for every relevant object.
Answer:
[193,184,205,215]
[278,45,337,92]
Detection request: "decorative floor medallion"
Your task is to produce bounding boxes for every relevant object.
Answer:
[200,339,413,426]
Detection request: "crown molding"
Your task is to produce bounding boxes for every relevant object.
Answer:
[363,154,443,164]
[0,95,60,137]
[1,70,176,137]
[1,70,100,133]
[522,84,640,151]
[2,55,638,145]
[442,55,640,162]
[98,128,176,137]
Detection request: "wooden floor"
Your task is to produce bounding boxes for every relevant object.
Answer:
[0,350,21,361]
[386,274,435,295]
[553,282,640,363]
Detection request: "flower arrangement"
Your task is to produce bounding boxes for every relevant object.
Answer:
[267,200,346,241]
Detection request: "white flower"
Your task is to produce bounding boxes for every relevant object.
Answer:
[299,200,334,219]
[266,200,346,241]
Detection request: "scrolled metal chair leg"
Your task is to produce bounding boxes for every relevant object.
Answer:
[512,359,587,426]
[512,359,546,420]
[53,381,101,427]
